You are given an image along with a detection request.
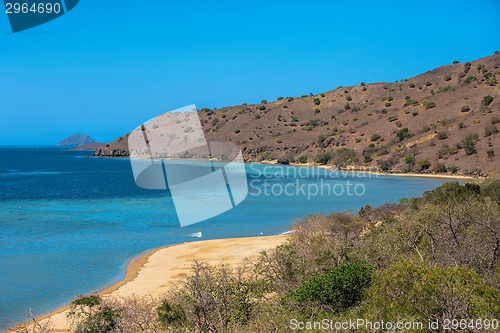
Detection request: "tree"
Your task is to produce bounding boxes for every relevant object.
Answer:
[284,262,373,314]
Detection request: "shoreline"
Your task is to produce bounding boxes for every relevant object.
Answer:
[5,235,288,333]
[258,160,478,180]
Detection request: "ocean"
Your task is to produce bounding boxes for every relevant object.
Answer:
[0,147,449,330]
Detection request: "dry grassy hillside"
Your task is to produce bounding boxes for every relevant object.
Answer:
[95,53,500,176]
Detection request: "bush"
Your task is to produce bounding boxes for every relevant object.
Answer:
[313,98,321,105]
[277,96,283,100]
[388,116,398,122]
[461,105,470,112]
[436,163,447,173]
[487,76,498,86]
[487,149,495,159]
[464,62,471,73]
[452,60,459,64]
[417,159,431,171]
[463,135,478,155]
[422,100,436,109]
[436,131,448,140]
[404,98,419,107]
[157,300,186,328]
[444,75,452,81]
[261,99,267,104]
[315,152,332,164]
[482,95,494,107]
[409,82,415,88]
[484,125,498,137]
[344,102,350,110]
[397,128,411,141]
[284,262,373,313]
[463,75,476,84]
[258,105,266,110]
[298,155,308,163]
[404,155,415,166]
[370,133,381,141]
[385,102,392,107]
[234,129,240,134]
[449,165,459,173]
[320,93,325,97]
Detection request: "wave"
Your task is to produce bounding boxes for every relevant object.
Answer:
[187,231,203,238]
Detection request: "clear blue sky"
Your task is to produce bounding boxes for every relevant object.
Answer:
[0,0,499,145]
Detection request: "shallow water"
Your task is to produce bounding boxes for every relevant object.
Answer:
[0,147,449,329]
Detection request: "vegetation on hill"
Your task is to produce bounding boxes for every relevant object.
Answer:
[18,179,499,332]
[95,53,499,177]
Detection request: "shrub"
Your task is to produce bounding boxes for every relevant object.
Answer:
[404,155,416,166]
[314,108,320,114]
[487,76,498,86]
[298,155,308,163]
[461,105,470,112]
[404,98,419,107]
[482,95,494,106]
[291,115,298,122]
[287,97,294,102]
[422,100,436,109]
[284,262,373,313]
[370,133,381,141]
[412,111,419,117]
[452,60,459,64]
[388,116,398,122]
[463,75,476,84]
[409,82,415,88]
[320,93,325,97]
[436,163,447,173]
[344,102,350,110]
[255,114,261,119]
[259,105,266,110]
[157,300,186,328]
[346,95,352,101]
[234,129,240,134]
[449,165,459,173]
[484,125,498,137]
[417,159,431,171]
[360,82,366,86]
[487,149,495,159]
[261,99,267,104]
[464,62,471,73]
[397,128,411,141]
[277,96,283,100]
[313,98,321,105]
[436,131,449,140]
[385,102,392,107]
[463,134,478,155]
[444,75,452,81]
[315,152,332,164]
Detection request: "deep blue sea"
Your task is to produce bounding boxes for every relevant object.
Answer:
[0,147,449,330]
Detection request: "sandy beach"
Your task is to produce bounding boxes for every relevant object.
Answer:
[6,235,287,333]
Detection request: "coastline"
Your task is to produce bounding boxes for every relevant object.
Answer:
[5,235,287,333]
[258,160,478,180]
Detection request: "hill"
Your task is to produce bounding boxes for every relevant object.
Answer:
[57,134,96,147]
[94,53,499,176]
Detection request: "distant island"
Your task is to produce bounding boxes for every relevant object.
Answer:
[57,134,96,147]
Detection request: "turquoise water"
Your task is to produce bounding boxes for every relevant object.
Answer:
[0,147,448,329]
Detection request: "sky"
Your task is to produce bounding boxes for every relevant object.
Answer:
[0,0,499,145]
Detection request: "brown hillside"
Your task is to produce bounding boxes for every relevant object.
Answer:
[95,53,500,177]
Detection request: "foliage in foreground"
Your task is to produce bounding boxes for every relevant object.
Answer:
[18,180,500,332]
